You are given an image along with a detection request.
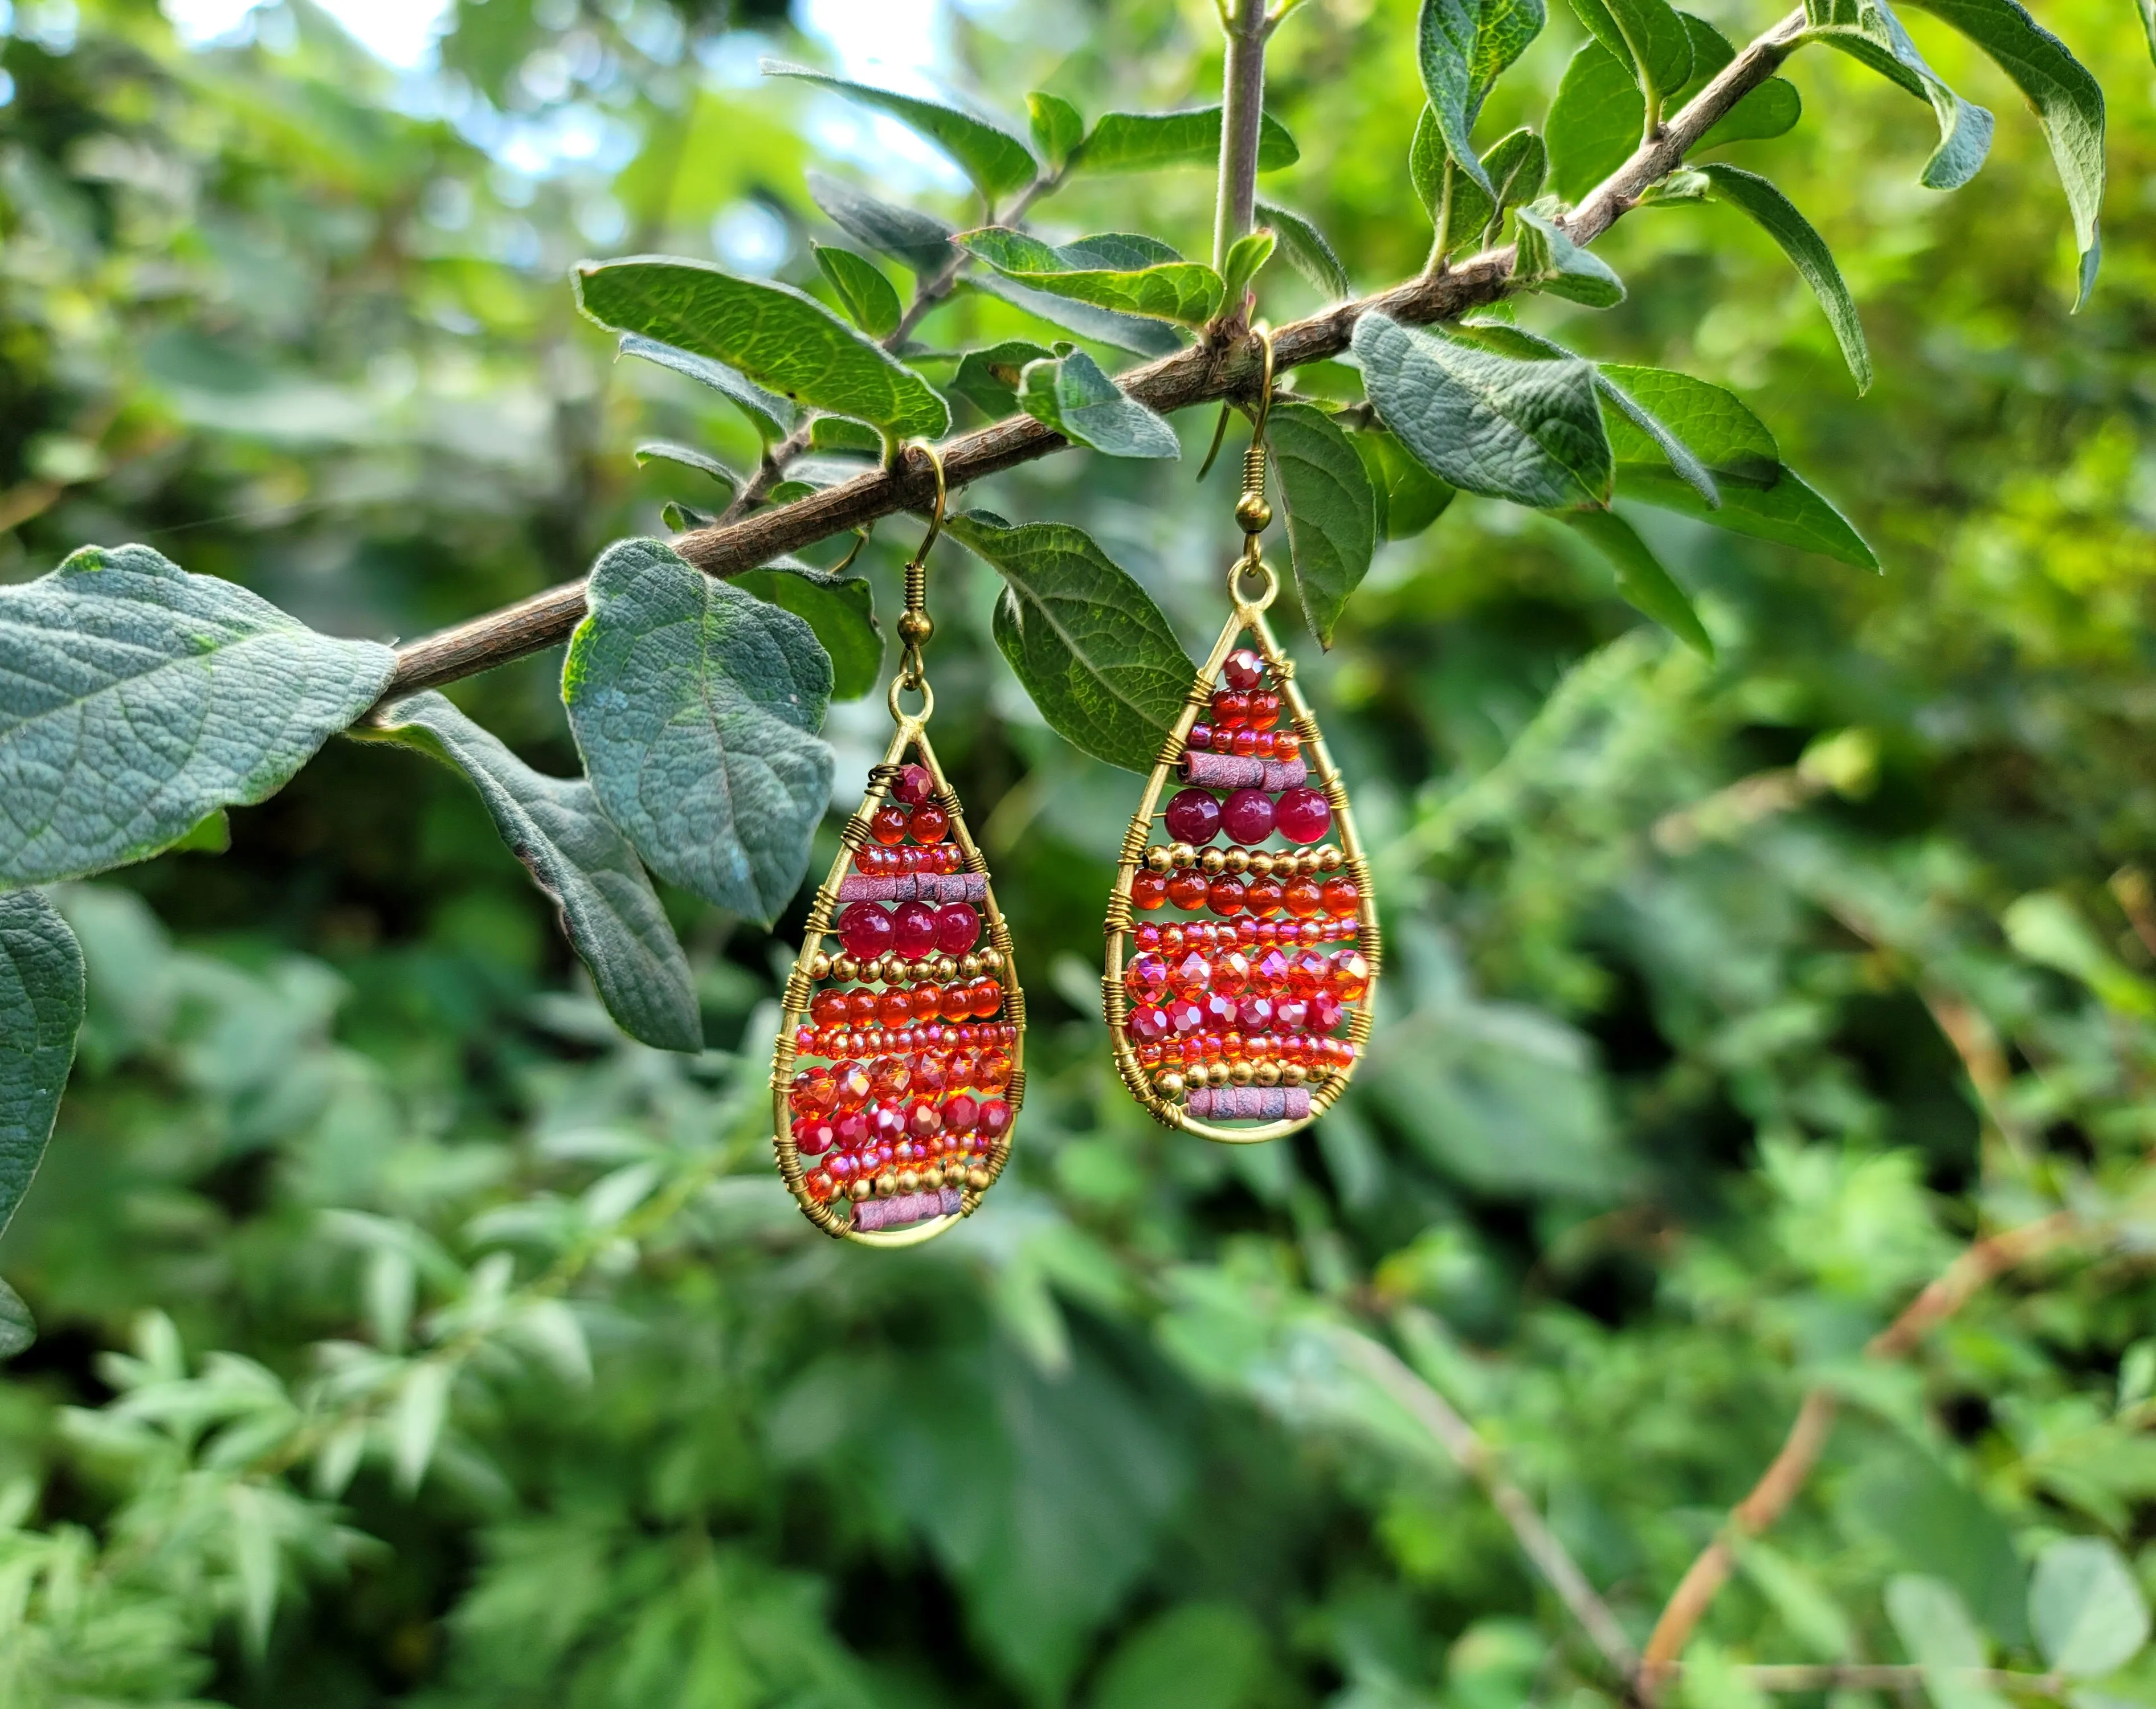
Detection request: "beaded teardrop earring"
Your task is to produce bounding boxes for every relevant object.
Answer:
[1104,329,1379,1140]
[772,447,1025,1242]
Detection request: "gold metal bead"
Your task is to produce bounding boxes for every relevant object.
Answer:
[1200,848,1226,876]
[979,947,1002,972]
[875,1171,899,1198]
[1157,1070,1186,1099]
[1317,845,1345,871]
[960,954,983,979]
[934,955,958,982]
[897,1168,920,1193]
[849,1178,873,1201]
[1169,842,1196,868]
[1255,1060,1282,1087]
[1208,1062,1232,1089]
[1281,1063,1307,1086]
[966,1166,992,1192]
[1235,492,1273,533]
[1224,847,1250,874]
[896,610,934,645]
[808,951,833,980]
[925,1166,946,1190]
[1146,845,1174,872]
[1249,852,1275,878]
[832,956,859,983]
[1228,1061,1255,1086]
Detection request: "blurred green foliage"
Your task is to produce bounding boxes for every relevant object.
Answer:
[2,0,2156,1704]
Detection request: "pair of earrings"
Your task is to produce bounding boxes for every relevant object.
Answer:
[772,332,1381,1246]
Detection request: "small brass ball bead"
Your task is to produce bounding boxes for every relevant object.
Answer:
[1200,848,1226,876]
[1281,1063,1307,1086]
[1235,492,1273,533]
[966,1166,992,1192]
[832,956,859,983]
[980,947,1003,972]
[1169,842,1197,868]
[1255,1060,1282,1087]
[1146,845,1174,872]
[933,955,958,982]
[807,951,833,980]
[1228,1060,1255,1086]
[1224,848,1250,874]
[925,1166,946,1191]
[1208,1062,1232,1089]
[849,1178,873,1201]
[1157,1070,1187,1099]
[960,953,983,979]
[1318,845,1345,872]
[1249,852,1275,878]
[896,610,934,646]
[875,1171,899,1198]
[897,1168,920,1194]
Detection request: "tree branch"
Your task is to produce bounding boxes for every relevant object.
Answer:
[375,9,1806,709]
[1214,0,1271,271]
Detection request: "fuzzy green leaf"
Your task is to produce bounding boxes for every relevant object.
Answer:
[763,62,1036,200]
[1353,430,1457,539]
[1354,313,1613,509]
[1898,0,2103,298]
[1693,164,1872,393]
[376,693,703,1053]
[734,559,883,703]
[1419,0,1548,197]
[616,334,795,441]
[949,338,1056,418]
[1077,107,1300,174]
[1018,350,1181,459]
[943,512,1191,774]
[1569,0,1693,108]
[807,416,883,455]
[956,228,1224,325]
[577,257,948,438]
[0,544,395,886]
[1685,14,1804,148]
[1802,0,1994,190]
[1512,207,1626,306]
[1269,402,1378,648]
[811,243,903,340]
[0,1279,31,1361]
[1220,228,1276,312]
[634,441,741,500]
[1027,91,1085,167]
[563,538,834,925]
[1256,201,1352,299]
[807,173,957,276]
[1546,39,1645,201]
[2029,1539,2149,1676]
[1560,509,1713,656]
[969,273,1185,357]
[1441,128,1548,255]
[0,888,81,1256]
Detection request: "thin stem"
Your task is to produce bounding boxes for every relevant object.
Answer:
[1213,0,1271,271]
[374,11,1807,708]
[1428,160,1456,274]
[1733,1667,2065,1697]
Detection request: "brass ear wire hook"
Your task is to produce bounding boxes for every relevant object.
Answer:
[1231,325,1279,605]
[890,442,949,721]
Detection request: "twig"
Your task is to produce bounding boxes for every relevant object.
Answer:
[1734,1666,2064,1696]
[1214,0,1272,271]
[1332,1321,1643,1685]
[1636,1211,2080,1697]
[374,10,1804,707]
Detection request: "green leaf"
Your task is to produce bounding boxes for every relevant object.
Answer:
[1442,128,1548,255]
[1027,91,1085,167]
[1559,508,1713,656]
[375,692,703,1053]
[734,559,883,702]
[1886,1576,2012,1709]
[955,228,1224,326]
[1419,0,1548,198]
[1569,0,1692,109]
[1220,228,1276,312]
[577,257,949,438]
[1847,1445,2027,1645]
[1353,429,1457,539]
[807,172,958,276]
[807,416,883,454]
[168,807,232,854]
[1600,363,1877,566]
[0,543,397,886]
[1353,313,1613,509]
[1256,200,1352,299]
[1802,0,1995,190]
[949,338,1056,418]
[969,272,1185,358]
[0,1278,31,1362]
[1692,164,1872,393]
[1512,207,1626,306]
[1897,0,2103,297]
[393,1357,455,1494]
[662,500,714,534]
[1592,369,1720,508]
[2030,1539,2150,1676]
[762,60,1036,201]
[1684,14,1804,148]
[1018,349,1181,459]
[811,242,903,340]
[942,512,1191,774]
[0,889,82,1258]
[1077,107,1300,174]
[563,538,835,925]
[1269,402,1378,649]
[1546,39,1643,202]
[634,440,740,500]
[1092,1604,1275,1709]
[616,333,794,441]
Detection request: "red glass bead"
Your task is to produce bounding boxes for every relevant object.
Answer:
[895,1028,918,1052]
[969,979,1002,1019]
[907,1099,943,1139]
[910,984,944,1022]
[869,1057,912,1102]
[912,803,949,845]
[806,1168,835,1202]
[1236,994,1274,1031]
[834,1107,871,1148]
[948,1048,979,1086]
[940,983,974,1023]
[838,992,872,1032]
[1332,948,1371,1001]
[854,844,879,873]
[1244,876,1284,917]
[1220,788,1274,844]
[871,1103,908,1144]
[1235,918,1262,947]
[978,1099,1014,1140]
[891,900,940,959]
[1208,876,1248,917]
[1168,950,1211,997]
[1254,947,1292,992]
[942,1091,980,1132]
[889,764,930,806]
[810,990,849,1028]
[1134,923,1162,951]
[1165,787,1222,846]
[1322,877,1360,918]
[1230,728,1262,758]
[936,904,981,955]
[1275,787,1332,844]
[876,987,912,1028]
[1131,1005,1172,1044]
[1126,952,1170,1003]
[1161,925,1186,951]
[1299,920,1325,945]
[794,1027,819,1054]
[1133,872,1169,910]
[1221,1031,1246,1060]
[1222,648,1265,692]
[827,1150,857,1182]
[1199,991,1237,1031]
[1212,950,1251,996]
[1272,730,1302,763]
[1211,688,1252,729]
[1186,723,1215,753]
[1167,997,1204,1036]
[1284,878,1324,918]
[1167,871,1210,910]
[838,901,893,960]
[870,802,910,845]
[979,1048,1012,1088]
[788,1066,836,1116]
[1310,992,1346,1033]
[1247,690,1281,731]
[1197,1031,1226,1062]
[1289,950,1330,995]
[793,1117,836,1155]
[832,1060,873,1111]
